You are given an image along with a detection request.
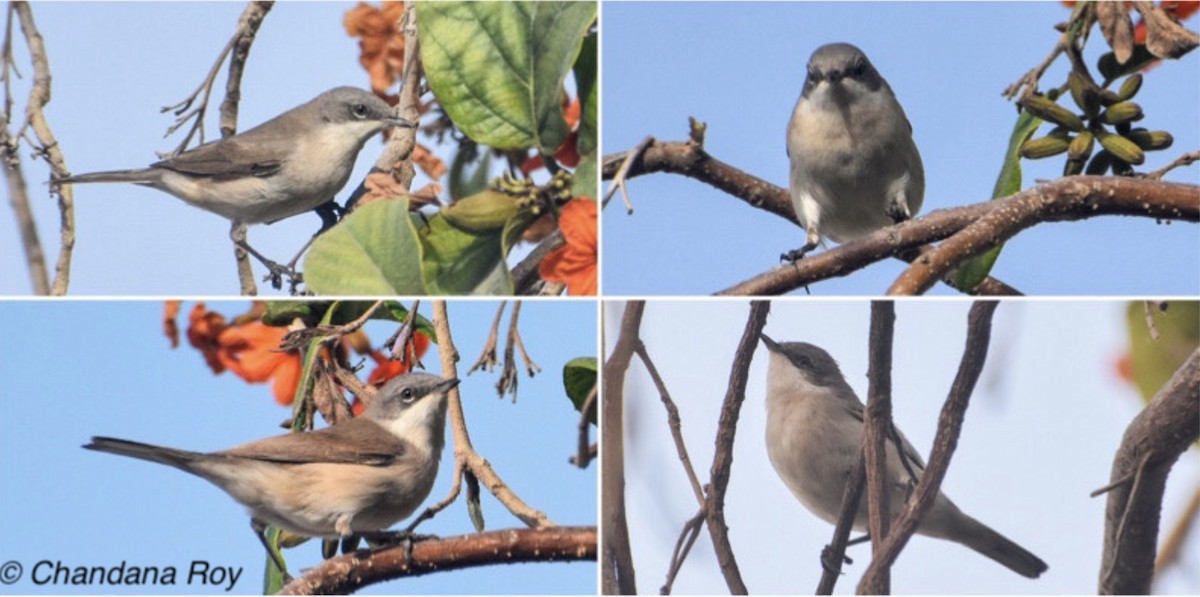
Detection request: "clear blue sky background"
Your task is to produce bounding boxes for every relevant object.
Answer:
[601,2,1200,296]
[1,2,525,296]
[0,299,598,595]
[604,299,1199,595]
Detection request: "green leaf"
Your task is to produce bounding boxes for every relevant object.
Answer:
[304,198,428,295]
[954,110,1043,291]
[418,1,597,153]
[564,356,597,425]
[261,527,288,595]
[573,152,597,199]
[1125,301,1199,403]
[573,31,598,157]
[448,147,494,202]
[419,213,514,295]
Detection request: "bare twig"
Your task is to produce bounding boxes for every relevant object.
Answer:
[601,301,644,595]
[383,299,424,371]
[1146,151,1200,181]
[861,300,897,594]
[279,526,596,595]
[278,300,384,351]
[705,300,771,595]
[409,301,554,533]
[602,135,653,213]
[8,3,73,294]
[512,229,566,295]
[572,385,596,469]
[635,340,705,505]
[815,457,866,595]
[497,301,541,401]
[663,510,706,595]
[1002,33,1069,99]
[468,301,506,374]
[1098,347,1199,594]
[857,301,1000,592]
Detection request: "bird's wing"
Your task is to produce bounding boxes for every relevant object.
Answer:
[218,418,407,466]
[150,112,305,180]
[844,399,927,477]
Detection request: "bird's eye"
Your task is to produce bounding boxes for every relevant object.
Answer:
[850,62,866,78]
[795,356,813,368]
[400,388,414,401]
[351,103,369,118]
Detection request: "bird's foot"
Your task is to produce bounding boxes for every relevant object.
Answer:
[820,544,854,574]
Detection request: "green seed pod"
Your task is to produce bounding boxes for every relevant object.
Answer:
[1085,150,1114,175]
[1098,89,1122,106]
[1100,102,1144,125]
[441,190,522,233]
[1096,130,1146,165]
[1117,74,1143,101]
[1067,72,1101,116]
[1068,130,1095,161]
[1020,135,1072,159]
[1063,157,1086,176]
[1021,95,1085,132]
[1126,129,1174,151]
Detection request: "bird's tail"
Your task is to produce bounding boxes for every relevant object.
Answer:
[54,169,157,185]
[951,513,1048,579]
[83,436,203,474]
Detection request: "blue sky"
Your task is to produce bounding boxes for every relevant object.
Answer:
[601,2,1200,296]
[1,2,519,296]
[0,299,598,594]
[604,299,1199,595]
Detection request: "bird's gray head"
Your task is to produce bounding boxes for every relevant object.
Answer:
[310,86,416,131]
[364,373,458,450]
[761,334,852,392]
[801,42,886,101]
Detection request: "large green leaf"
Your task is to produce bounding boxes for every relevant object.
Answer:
[419,213,513,295]
[303,198,427,295]
[573,153,597,199]
[418,1,596,153]
[954,111,1043,291]
[573,31,598,157]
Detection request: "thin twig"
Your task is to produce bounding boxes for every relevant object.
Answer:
[602,135,653,213]
[1146,150,1200,181]
[662,510,706,595]
[468,301,506,374]
[705,300,771,595]
[857,301,1000,592]
[815,456,866,595]
[635,340,705,505]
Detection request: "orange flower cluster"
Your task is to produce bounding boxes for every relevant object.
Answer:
[343,1,408,101]
[164,302,428,408]
[539,198,598,296]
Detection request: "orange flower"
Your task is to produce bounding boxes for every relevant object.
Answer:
[217,322,303,406]
[539,198,597,295]
[343,1,407,99]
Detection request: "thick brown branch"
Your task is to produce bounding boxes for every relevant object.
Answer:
[857,301,999,592]
[279,526,596,595]
[604,140,1197,296]
[705,300,770,595]
[887,177,1200,295]
[816,457,866,595]
[1098,348,1199,595]
[602,301,644,595]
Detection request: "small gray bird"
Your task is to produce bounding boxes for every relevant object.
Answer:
[55,87,415,276]
[784,43,924,262]
[761,336,1047,579]
[84,372,457,576]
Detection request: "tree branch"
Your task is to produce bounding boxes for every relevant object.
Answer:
[861,301,897,594]
[603,139,1197,295]
[279,526,596,595]
[601,301,644,595]
[705,300,771,595]
[857,301,999,592]
[1098,347,1199,595]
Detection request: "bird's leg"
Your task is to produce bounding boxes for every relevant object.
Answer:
[885,193,913,224]
[251,519,293,583]
[228,224,298,291]
[781,228,822,263]
[277,200,343,284]
[359,530,440,562]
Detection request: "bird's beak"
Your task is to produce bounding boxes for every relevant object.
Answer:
[761,333,781,353]
[437,378,461,393]
[385,115,418,129]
